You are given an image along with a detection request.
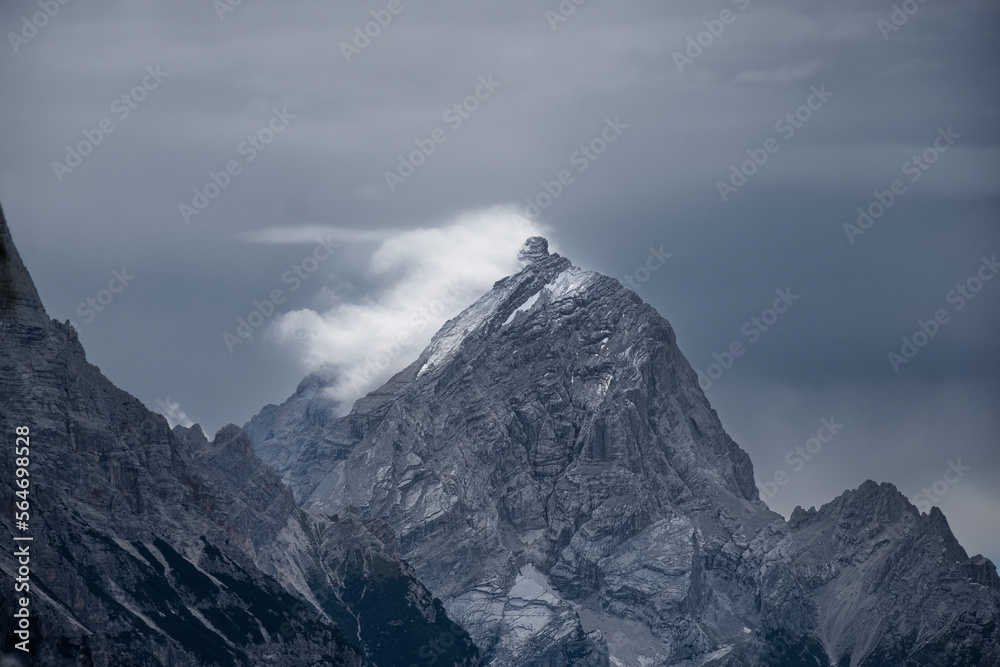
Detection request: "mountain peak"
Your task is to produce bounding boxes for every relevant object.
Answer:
[0,202,49,326]
[250,229,1000,666]
[517,236,550,265]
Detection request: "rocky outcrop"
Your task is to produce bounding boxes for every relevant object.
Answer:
[252,238,1000,666]
[517,236,551,266]
[713,480,1000,666]
[244,368,343,504]
[0,203,480,666]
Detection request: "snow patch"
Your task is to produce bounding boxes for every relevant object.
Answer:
[505,601,553,639]
[696,645,735,664]
[417,265,593,375]
[500,566,567,645]
[106,579,168,637]
[504,291,541,325]
[547,267,596,299]
[418,288,505,375]
[519,529,545,545]
[510,564,561,604]
[186,605,234,647]
[143,542,172,577]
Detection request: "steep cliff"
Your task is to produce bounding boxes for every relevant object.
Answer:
[0,204,480,666]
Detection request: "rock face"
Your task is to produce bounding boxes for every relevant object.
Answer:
[0,204,480,666]
[250,238,1000,666]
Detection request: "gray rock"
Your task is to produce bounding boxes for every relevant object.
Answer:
[0,203,480,666]
[517,236,550,266]
[253,237,1000,666]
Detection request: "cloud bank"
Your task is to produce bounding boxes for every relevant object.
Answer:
[270,206,546,408]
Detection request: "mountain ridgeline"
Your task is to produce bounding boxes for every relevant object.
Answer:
[0,204,480,666]
[248,237,1000,666]
[2,199,997,667]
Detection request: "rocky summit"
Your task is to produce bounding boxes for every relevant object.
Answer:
[0,204,480,666]
[250,237,1000,666]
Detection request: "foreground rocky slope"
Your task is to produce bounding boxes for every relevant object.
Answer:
[250,237,1000,666]
[0,205,480,666]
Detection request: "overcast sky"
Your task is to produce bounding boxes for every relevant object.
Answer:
[1,0,998,562]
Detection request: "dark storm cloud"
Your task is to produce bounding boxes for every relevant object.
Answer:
[1,0,997,558]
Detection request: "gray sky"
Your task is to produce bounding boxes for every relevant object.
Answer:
[2,0,998,561]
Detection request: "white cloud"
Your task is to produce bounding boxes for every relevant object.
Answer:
[271,205,547,410]
[155,397,194,429]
